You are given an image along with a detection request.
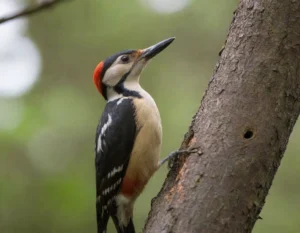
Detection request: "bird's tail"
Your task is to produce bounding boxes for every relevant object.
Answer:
[96,205,109,233]
[111,215,135,233]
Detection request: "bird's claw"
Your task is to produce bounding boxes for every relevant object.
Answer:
[178,147,201,156]
[158,147,202,168]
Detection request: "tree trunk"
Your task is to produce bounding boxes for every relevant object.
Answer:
[143,0,300,232]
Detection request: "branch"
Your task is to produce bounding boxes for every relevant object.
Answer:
[0,0,71,24]
[144,0,300,232]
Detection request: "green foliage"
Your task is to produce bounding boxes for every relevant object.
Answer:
[0,0,299,232]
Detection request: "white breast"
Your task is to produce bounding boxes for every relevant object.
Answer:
[124,84,162,194]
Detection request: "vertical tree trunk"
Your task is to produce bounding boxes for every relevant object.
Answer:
[144,0,300,232]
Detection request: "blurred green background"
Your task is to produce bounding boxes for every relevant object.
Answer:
[0,0,299,232]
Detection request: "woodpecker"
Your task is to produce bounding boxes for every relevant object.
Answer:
[93,37,193,233]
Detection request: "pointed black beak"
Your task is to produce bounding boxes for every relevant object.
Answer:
[140,37,175,60]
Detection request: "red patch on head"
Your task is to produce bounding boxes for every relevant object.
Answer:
[93,61,104,95]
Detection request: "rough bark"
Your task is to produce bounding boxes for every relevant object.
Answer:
[143,0,300,233]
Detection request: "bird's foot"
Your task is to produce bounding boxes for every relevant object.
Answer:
[158,147,201,168]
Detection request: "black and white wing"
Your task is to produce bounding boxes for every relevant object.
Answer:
[95,98,137,233]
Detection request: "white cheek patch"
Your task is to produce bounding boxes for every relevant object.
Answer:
[103,63,132,86]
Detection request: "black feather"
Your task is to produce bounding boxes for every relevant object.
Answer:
[95,98,137,233]
[111,215,135,233]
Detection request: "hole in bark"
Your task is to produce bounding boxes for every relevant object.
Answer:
[244,130,253,139]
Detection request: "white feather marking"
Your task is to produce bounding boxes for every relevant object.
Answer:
[107,165,124,179]
[116,194,132,227]
[102,178,122,196]
[97,114,112,153]
[107,196,115,206]
[117,98,124,105]
[107,87,123,102]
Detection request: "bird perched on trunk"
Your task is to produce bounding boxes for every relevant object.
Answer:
[93,37,194,233]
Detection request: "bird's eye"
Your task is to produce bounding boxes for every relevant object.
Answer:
[121,55,129,63]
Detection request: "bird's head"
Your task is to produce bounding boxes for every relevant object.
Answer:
[93,37,175,100]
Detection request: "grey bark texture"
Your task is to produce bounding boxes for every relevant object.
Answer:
[143,0,300,233]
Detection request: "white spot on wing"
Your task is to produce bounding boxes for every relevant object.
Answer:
[117,98,124,105]
[107,165,124,179]
[97,114,112,153]
[102,178,122,196]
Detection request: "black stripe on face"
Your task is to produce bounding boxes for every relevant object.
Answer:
[114,83,142,98]
[114,72,142,98]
